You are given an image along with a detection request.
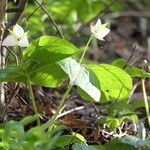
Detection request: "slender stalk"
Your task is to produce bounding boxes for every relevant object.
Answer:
[27,78,40,125]
[79,35,93,64]
[141,78,150,127]
[48,86,72,132]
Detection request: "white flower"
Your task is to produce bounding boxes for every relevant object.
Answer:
[91,19,110,41]
[2,24,29,47]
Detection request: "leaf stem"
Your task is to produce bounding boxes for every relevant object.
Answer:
[79,34,93,64]
[27,78,40,125]
[141,78,150,127]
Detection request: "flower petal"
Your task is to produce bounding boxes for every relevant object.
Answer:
[90,19,110,41]
[2,35,18,46]
[94,19,101,30]
[97,28,110,40]
[13,24,24,37]
[18,35,29,47]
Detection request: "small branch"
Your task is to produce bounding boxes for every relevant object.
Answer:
[34,0,64,39]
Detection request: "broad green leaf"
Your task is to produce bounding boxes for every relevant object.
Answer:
[72,132,86,143]
[0,62,67,88]
[111,58,127,69]
[129,100,150,111]
[106,116,123,130]
[23,35,81,65]
[0,35,80,87]
[87,64,132,102]
[126,67,150,78]
[29,63,67,87]
[59,58,101,102]
[106,100,130,116]
[54,135,85,148]
[0,65,27,83]
[105,139,134,150]
[112,58,150,78]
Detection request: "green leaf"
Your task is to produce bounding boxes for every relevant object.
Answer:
[0,65,27,83]
[105,139,134,150]
[23,35,81,65]
[0,142,9,150]
[0,36,80,87]
[106,100,138,123]
[130,100,150,111]
[29,63,67,87]
[87,64,132,102]
[126,67,150,78]
[106,116,123,130]
[72,132,86,143]
[59,58,101,102]
[54,135,85,148]
[112,58,150,78]
[111,58,127,69]
[0,62,67,88]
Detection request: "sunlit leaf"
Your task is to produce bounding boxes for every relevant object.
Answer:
[59,58,101,102]
[87,64,132,102]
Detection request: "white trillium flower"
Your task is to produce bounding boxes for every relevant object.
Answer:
[2,24,29,47]
[91,19,110,41]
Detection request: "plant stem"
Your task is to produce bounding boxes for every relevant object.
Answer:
[48,86,72,132]
[27,79,40,125]
[79,34,93,64]
[141,78,150,127]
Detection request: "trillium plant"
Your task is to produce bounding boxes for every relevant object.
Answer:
[2,24,29,47]
[91,19,110,41]
[1,18,149,130]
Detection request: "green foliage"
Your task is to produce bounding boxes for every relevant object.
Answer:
[23,0,123,38]
[4,0,149,149]
[130,100,150,111]
[121,135,150,148]
[0,117,87,150]
[104,139,134,150]
[72,139,135,150]
[87,64,132,102]
[0,36,82,87]
[23,36,80,64]
[54,134,86,148]
[97,100,138,130]
[112,58,150,78]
